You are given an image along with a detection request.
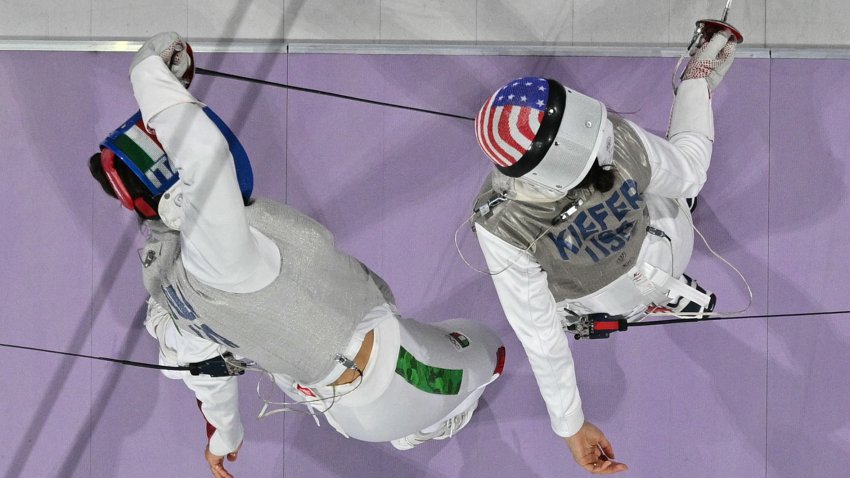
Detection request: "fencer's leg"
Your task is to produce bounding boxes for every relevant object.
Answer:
[391,398,481,451]
[390,370,495,450]
[308,315,505,445]
[390,373,486,450]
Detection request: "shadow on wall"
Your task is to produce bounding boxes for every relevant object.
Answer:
[669,265,850,477]
[2,5,286,477]
[767,63,848,234]
[572,339,628,423]
[63,303,159,477]
[409,274,512,334]
[282,86,485,243]
[670,58,850,476]
[278,48,585,238]
[415,266,628,424]
[3,225,152,478]
[668,192,850,477]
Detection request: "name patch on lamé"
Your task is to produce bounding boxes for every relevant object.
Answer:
[162,284,239,349]
[546,179,642,263]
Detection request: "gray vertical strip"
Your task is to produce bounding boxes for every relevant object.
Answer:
[284,44,290,206]
[763,41,769,478]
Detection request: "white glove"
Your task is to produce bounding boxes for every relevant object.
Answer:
[682,29,736,92]
[130,31,194,88]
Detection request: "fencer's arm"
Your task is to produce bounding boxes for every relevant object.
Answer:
[145,299,244,456]
[637,78,714,199]
[130,56,279,292]
[130,55,199,124]
[475,226,585,438]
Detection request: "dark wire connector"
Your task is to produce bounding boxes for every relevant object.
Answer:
[189,352,248,377]
[551,199,584,226]
[474,194,508,218]
[646,226,670,240]
[567,313,629,340]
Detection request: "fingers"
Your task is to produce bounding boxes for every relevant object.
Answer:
[210,462,234,478]
[701,29,732,57]
[714,28,732,41]
[164,40,187,69]
[578,442,626,474]
[582,424,615,460]
[205,447,235,478]
[580,459,603,474]
[710,29,732,44]
[586,460,629,474]
[597,436,615,459]
[580,453,628,475]
[695,29,729,59]
[575,444,606,470]
[718,40,737,60]
[566,423,628,474]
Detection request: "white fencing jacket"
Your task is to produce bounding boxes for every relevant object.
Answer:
[475,78,715,437]
[132,55,279,456]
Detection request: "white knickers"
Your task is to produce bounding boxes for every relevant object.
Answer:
[276,305,504,442]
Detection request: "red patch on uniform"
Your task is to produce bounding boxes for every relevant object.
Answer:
[493,346,506,376]
[196,399,216,440]
[296,384,316,398]
[646,305,671,314]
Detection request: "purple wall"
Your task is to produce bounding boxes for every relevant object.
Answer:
[0,49,847,478]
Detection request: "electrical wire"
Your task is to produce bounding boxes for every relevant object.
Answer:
[1,50,842,372]
[630,309,850,328]
[253,367,364,421]
[454,188,586,276]
[195,67,475,122]
[642,198,754,320]
[0,337,364,425]
[200,62,760,325]
[0,341,189,372]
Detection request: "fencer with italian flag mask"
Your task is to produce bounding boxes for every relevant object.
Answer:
[470,30,736,475]
[91,31,253,230]
[96,108,254,230]
[90,31,510,478]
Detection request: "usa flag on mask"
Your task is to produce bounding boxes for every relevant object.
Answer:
[475,77,549,168]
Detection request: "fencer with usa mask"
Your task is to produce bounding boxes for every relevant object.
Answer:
[470,30,736,474]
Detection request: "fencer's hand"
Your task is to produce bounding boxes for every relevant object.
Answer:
[204,443,240,478]
[682,29,736,92]
[130,31,194,88]
[564,421,628,475]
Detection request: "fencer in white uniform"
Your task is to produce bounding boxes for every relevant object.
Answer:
[89,32,505,478]
[470,32,736,474]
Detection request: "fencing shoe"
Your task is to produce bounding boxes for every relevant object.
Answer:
[664,274,716,319]
[390,400,477,451]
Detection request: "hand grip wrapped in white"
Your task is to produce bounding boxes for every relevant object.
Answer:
[130,31,194,88]
[682,30,736,92]
[129,32,202,130]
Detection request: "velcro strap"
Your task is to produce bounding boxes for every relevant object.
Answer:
[642,264,712,308]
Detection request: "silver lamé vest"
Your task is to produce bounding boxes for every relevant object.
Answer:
[474,117,653,300]
[140,199,392,384]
